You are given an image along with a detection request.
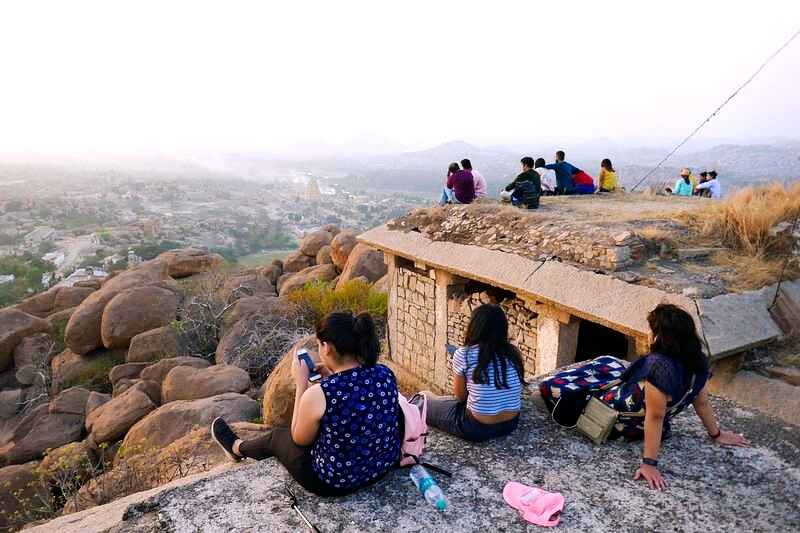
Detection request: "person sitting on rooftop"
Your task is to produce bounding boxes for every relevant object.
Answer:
[572,168,597,195]
[544,150,580,194]
[695,169,721,198]
[414,304,524,442]
[439,162,475,205]
[500,156,541,209]
[462,158,487,198]
[666,168,694,196]
[210,311,402,496]
[534,157,556,195]
[598,158,618,192]
[539,304,748,491]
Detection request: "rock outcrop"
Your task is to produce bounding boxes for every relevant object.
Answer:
[260,336,318,427]
[122,393,259,453]
[161,365,250,402]
[299,229,333,258]
[282,251,314,273]
[15,285,94,318]
[158,248,224,279]
[0,409,84,465]
[330,230,357,270]
[336,243,387,288]
[0,308,51,371]
[139,356,211,385]
[0,461,48,532]
[100,286,179,349]
[126,326,179,363]
[86,383,157,444]
[315,245,333,265]
[278,264,338,296]
[13,332,55,385]
[65,260,169,355]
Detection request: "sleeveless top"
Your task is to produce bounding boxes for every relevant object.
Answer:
[311,364,401,490]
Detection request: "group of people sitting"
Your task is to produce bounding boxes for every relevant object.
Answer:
[439,151,619,210]
[666,167,722,198]
[211,303,747,497]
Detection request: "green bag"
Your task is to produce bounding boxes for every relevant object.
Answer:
[576,397,619,445]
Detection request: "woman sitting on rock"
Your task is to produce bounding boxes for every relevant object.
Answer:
[541,304,749,491]
[417,303,524,442]
[211,311,402,496]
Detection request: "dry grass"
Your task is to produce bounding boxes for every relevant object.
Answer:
[711,251,800,291]
[680,182,800,256]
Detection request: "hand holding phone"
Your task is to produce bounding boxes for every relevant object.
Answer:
[297,349,322,383]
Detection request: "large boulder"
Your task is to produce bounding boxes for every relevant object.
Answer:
[221,269,275,300]
[50,348,126,394]
[0,309,50,371]
[127,326,179,363]
[49,387,91,416]
[14,285,92,318]
[258,261,283,287]
[261,336,318,427]
[13,333,55,385]
[282,251,314,273]
[108,362,152,386]
[84,391,111,418]
[0,462,49,532]
[158,248,225,279]
[46,305,77,331]
[0,404,47,449]
[336,244,387,289]
[122,393,259,453]
[316,245,333,265]
[86,383,157,444]
[0,410,84,465]
[299,230,333,258]
[373,273,390,294]
[322,224,340,236]
[0,389,25,419]
[162,365,250,403]
[330,231,358,270]
[139,356,211,385]
[279,264,338,296]
[65,260,169,354]
[100,286,179,349]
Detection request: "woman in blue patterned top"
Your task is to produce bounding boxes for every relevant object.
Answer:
[415,303,525,442]
[211,311,401,496]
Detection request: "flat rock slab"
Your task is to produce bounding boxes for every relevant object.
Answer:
[33,393,800,533]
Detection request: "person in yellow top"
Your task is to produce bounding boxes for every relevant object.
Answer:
[598,158,618,192]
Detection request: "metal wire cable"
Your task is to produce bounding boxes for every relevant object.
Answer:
[630,27,800,192]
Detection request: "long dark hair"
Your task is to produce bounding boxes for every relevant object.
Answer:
[647,304,708,375]
[448,162,460,175]
[464,304,525,388]
[316,311,380,366]
[601,158,615,172]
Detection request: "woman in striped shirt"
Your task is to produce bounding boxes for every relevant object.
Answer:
[416,304,525,442]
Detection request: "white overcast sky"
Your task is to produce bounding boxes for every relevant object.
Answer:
[0,1,798,154]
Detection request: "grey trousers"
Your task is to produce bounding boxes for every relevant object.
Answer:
[419,393,519,442]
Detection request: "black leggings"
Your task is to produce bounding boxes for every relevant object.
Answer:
[238,427,387,497]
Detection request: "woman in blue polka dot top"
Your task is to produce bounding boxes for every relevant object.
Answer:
[211,311,402,496]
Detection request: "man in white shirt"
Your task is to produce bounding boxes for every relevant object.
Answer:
[695,170,722,198]
[534,158,556,194]
[461,159,487,197]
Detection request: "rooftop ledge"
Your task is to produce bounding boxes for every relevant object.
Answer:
[358,195,799,360]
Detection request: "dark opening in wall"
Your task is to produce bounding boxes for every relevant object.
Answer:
[575,320,629,362]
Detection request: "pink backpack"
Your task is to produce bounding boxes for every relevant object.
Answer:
[398,393,428,466]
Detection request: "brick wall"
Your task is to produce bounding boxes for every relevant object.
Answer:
[446,289,538,387]
[390,264,437,386]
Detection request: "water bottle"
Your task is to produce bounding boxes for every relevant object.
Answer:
[409,464,447,511]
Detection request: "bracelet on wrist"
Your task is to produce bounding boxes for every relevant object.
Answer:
[708,428,721,440]
[642,457,658,467]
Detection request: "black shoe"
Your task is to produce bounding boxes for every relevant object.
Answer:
[211,417,241,462]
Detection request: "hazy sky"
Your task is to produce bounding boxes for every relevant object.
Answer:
[1,1,798,154]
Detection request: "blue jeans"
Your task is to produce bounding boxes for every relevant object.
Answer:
[439,187,460,205]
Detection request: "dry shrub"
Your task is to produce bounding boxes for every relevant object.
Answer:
[682,182,800,256]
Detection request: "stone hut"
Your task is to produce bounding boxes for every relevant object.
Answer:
[359,197,798,393]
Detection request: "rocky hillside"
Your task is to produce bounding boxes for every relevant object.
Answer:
[0,226,388,532]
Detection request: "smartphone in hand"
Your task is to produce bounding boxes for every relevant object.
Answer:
[297,349,322,383]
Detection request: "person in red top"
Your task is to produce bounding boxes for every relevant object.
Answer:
[439,162,476,205]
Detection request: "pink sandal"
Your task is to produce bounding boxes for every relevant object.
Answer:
[503,482,564,527]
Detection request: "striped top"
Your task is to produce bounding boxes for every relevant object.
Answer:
[453,345,523,416]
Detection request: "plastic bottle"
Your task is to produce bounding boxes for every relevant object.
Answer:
[409,464,447,511]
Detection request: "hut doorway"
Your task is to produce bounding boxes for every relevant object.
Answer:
[575,319,629,362]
